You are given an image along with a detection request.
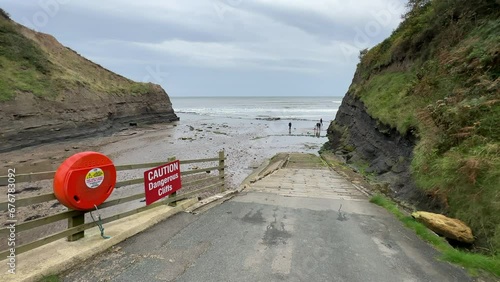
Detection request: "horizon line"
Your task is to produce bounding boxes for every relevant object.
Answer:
[170,95,345,98]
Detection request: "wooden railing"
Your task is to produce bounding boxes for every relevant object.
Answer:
[0,150,226,258]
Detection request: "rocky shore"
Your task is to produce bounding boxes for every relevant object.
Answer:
[0,84,178,153]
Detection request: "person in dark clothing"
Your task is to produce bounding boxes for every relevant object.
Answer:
[320,118,323,126]
[315,122,321,137]
[288,122,292,134]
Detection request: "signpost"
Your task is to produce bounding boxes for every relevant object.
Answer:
[144,160,182,205]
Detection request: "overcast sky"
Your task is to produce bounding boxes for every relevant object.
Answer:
[1,1,406,97]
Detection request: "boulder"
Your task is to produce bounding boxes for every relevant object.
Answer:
[412,211,474,243]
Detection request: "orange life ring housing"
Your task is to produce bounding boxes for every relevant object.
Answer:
[53,152,117,211]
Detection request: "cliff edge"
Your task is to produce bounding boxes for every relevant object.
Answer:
[326,0,499,252]
[0,11,178,152]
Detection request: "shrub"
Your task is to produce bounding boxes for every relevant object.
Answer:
[0,8,10,20]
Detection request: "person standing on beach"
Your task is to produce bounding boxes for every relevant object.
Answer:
[288,122,292,134]
[316,122,321,138]
[320,118,323,126]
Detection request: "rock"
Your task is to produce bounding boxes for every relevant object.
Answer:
[391,161,406,173]
[256,117,281,121]
[366,157,391,174]
[412,211,474,243]
[327,93,421,204]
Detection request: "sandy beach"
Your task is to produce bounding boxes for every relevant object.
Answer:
[0,113,328,248]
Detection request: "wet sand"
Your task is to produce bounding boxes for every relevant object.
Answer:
[1,113,328,186]
[100,113,329,188]
[0,113,328,248]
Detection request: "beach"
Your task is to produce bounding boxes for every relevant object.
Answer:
[1,96,340,190]
[0,112,330,191]
[0,96,338,247]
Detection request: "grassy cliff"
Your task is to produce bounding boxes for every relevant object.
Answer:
[0,10,152,102]
[0,10,178,152]
[337,0,499,252]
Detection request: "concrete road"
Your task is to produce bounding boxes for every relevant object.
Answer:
[62,154,471,282]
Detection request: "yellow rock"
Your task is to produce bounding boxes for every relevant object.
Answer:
[412,211,474,243]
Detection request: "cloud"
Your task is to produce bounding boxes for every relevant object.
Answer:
[0,0,405,96]
[240,0,406,43]
[89,38,325,73]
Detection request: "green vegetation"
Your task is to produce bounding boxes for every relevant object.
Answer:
[0,8,9,19]
[0,14,154,102]
[39,275,60,282]
[370,194,500,277]
[0,16,54,100]
[351,160,376,181]
[348,0,500,253]
[358,72,417,134]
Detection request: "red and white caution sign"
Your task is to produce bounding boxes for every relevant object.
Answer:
[144,160,182,205]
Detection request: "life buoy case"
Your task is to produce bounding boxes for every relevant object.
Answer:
[54,152,117,211]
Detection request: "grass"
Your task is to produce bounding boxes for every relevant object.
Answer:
[0,17,54,101]
[39,275,60,282]
[0,16,155,101]
[357,72,419,135]
[370,194,500,277]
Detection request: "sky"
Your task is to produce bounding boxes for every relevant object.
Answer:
[0,1,406,97]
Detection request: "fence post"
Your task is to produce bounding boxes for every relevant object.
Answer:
[168,156,177,207]
[67,212,85,241]
[218,150,225,192]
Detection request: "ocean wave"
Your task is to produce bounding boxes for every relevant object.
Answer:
[176,108,336,113]
[173,96,340,122]
[176,111,331,122]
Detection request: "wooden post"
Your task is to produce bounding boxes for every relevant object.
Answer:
[218,150,225,192]
[168,156,177,207]
[67,212,85,241]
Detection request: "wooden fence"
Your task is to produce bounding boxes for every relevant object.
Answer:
[0,150,226,258]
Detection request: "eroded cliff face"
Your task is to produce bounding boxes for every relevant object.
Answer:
[327,96,415,200]
[0,15,178,152]
[0,85,178,152]
[327,79,439,210]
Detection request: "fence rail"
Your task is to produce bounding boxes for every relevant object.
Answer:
[0,151,226,258]
[0,157,221,186]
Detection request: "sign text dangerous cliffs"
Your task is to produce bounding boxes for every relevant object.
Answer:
[144,160,182,205]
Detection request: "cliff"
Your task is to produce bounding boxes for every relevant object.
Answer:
[326,0,499,252]
[0,11,178,152]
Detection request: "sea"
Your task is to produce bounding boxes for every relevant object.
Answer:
[170,96,343,123]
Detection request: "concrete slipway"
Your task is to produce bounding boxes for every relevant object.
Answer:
[6,153,471,282]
